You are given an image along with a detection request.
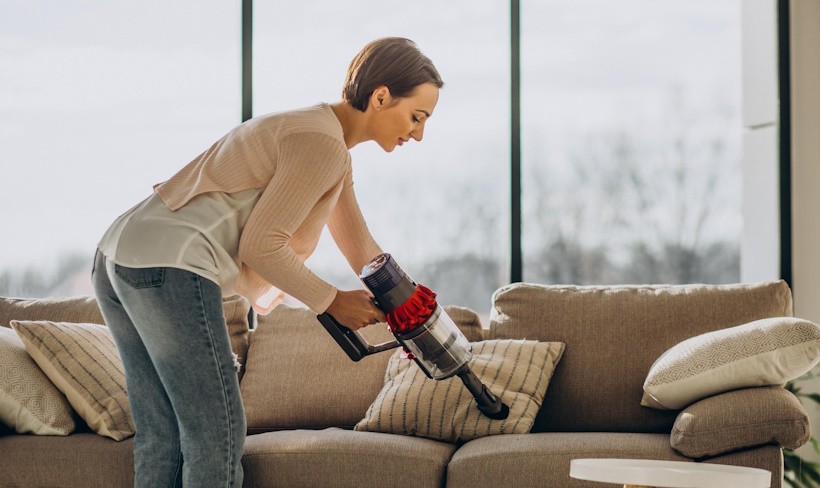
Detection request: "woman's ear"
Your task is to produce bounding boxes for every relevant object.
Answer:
[370,85,393,111]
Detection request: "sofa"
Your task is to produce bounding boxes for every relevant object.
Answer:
[0,279,814,488]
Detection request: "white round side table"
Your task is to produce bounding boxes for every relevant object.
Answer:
[569,458,771,488]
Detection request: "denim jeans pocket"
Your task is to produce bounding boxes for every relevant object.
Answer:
[114,264,166,289]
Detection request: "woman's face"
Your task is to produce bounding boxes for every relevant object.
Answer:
[370,82,440,152]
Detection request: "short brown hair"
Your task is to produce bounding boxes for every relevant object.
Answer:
[342,37,444,112]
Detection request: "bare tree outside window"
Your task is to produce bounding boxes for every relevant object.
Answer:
[522,1,742,288]
[525,89,740,286]
[1,1,742,307]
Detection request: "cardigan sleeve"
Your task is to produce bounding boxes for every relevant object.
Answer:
[237,131,347,312]
[327,169,383,276]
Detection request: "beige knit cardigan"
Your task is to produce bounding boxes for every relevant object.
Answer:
[156,104,382,314]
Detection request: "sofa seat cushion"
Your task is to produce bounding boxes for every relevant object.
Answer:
[489,281,793,433]
[242,428,456,488]
[446,432,782,488]
[0,432,134,487]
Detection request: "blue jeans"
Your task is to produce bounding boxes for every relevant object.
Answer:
[92,250,245,488]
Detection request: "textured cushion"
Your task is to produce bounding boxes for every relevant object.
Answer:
[442,305,485,341]
[0,327,75,435]
[0,432,134,487]
[0,296,104,328]
[488,280,793,433]
[445,432,783,488]
[354,339,564,443]
[0,294,251,381]
[670,386,810,458]
[242,428,456,488]
[240,304,483,433]
[10,320,134,441]
[642,317,820,409]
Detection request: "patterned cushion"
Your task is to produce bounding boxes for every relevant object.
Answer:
[355,339,565,443]
[10,320,134,440]
[0,327,75,435]
[642,317,820,410]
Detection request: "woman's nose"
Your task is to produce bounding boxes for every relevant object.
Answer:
[410,125,424,142]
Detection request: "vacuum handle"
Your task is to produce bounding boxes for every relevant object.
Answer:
[317,313,399,361]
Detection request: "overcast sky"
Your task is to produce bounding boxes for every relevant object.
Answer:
[0,1,741,281]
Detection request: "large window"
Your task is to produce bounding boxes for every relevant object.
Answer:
[253,1,509,311]
[2,1,744,306]
[0,1,239,297]
[521,0,742,285]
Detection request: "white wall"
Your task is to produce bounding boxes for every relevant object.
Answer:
[743,0,820,466]
[790,0,820,465]
[790,0,820,326]
[741,1,820,319]
[741,0,780,283]
[790,0,820,461]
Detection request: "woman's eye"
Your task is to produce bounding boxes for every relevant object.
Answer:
[412,116,420,124]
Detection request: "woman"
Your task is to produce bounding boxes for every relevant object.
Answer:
[92,37,443,487]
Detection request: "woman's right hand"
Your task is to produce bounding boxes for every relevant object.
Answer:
[325,289,387,330]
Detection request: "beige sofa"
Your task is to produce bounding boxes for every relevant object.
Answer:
[0,280,811,487]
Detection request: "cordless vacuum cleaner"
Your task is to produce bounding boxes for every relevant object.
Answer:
[318,253,509,420]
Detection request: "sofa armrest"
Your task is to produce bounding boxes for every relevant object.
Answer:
[670,386,810,458]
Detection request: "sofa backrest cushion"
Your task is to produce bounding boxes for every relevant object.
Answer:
[0,295,251,382]
[488,280,793,433]
[240,304,484,433]
[0,296,104,327]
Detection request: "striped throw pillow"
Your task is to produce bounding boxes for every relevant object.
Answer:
[10,320,135,441]
[354,339,565,443]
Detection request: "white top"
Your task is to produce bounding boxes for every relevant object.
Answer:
[569,458,771,488]
[98,188,263,297]
[96,103,383,314]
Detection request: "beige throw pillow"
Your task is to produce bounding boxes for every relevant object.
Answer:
[10,320,135,440]
[0,327,75,435]
[355,339,565,443]
[670,386,810,458]
[642,317,820,410]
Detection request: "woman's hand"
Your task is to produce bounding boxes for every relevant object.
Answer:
[325,289,387,330]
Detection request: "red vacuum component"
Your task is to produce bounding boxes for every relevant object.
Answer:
[386,284,438,334]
